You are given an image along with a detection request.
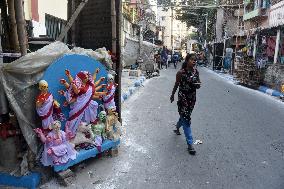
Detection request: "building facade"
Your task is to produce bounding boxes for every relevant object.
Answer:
[234,0,284,92]
[24,0,68,37]
[157,6,189,50]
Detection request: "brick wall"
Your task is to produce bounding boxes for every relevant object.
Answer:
[73,0,112,50]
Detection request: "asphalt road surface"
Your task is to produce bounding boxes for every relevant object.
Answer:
[42,65,284,189]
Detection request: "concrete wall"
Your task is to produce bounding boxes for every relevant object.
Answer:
[38,0,67,24]
[24,0,32,20]
[24,0,67,37]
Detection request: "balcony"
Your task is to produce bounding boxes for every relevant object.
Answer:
[243,8,267,20]
[123,5,139,23]
[244,0,253,5]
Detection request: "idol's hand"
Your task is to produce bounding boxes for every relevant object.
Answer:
[58,90,65,95]
[60,79,66,84]
[34,128,42,135]
[65,69,70,76]
[47,148,53,155]
[95,68,100,74]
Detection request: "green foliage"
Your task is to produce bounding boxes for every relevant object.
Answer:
[158,0,217,42]
[189,32,198,40]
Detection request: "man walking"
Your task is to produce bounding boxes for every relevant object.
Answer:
[161,46,168,69]
[170,53,201,155]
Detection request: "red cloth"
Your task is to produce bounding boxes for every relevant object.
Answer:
[266,36,276,58]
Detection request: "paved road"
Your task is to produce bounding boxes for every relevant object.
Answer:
[42,66,284,189]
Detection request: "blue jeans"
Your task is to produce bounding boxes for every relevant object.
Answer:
[177,117,193,145]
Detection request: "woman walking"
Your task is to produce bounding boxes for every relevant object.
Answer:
[170,53,201,155]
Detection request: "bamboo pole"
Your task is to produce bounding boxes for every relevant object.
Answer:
[14,0,27,55]
[111,0,117,55]
[114,0,122,123]
[8,0,20,52]
[71,0,76,45]
[1,0,11,50]
[56,0,89,42]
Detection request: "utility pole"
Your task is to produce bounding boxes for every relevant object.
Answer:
[232,2,241,75]
[171,0,174,53]
[14,0,27,56]
[204,13,208,48]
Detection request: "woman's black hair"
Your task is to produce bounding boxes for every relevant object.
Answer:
[181,53,196,69]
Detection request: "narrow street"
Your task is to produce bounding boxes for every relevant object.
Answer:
[2,1,284,189]
[43,65,284,189]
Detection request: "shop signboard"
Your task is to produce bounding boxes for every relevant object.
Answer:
[269,1,284,28]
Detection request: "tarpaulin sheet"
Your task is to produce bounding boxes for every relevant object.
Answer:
[0,79,9,115]
[122,37,139,67]
[0,42,113,153]
[140,41,157,71]
[122,37,157,69]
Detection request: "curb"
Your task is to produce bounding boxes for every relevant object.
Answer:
[121,76,146,103]
[258,86,284,97]
[207,68,284,98]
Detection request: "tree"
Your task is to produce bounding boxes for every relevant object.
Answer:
[176,6,216,42]
[157,0,217,42]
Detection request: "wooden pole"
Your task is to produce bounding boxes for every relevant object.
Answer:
[114,0,122,122]
[8,0,20,52]
[56,0,89,42]
[71,0,76,46]
[111,0,117,55]
[14,0,27,55]
[1,0,11,50]
[67,0,77,45]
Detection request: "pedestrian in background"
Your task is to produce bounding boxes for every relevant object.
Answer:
[170,53,201,155]
[161,46,168,69]
[155,52,162,70]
